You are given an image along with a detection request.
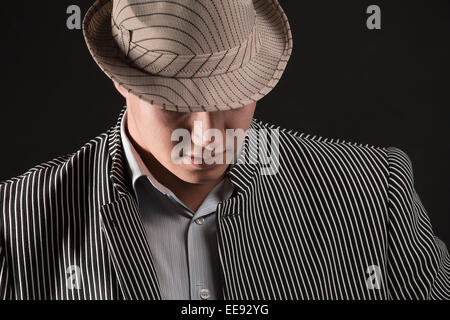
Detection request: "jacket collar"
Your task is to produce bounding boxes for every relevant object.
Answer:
[99,106,260,299]
[106,107,135,198]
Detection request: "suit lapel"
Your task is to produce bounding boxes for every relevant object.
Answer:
[99,106,161,300]
[100,194,161,300]
[218,122,260,299]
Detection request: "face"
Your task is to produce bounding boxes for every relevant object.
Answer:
[115,82,256,184]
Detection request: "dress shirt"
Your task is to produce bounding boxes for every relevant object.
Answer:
[119,107,234,300]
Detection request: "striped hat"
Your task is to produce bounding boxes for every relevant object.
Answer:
[83,0,293,112]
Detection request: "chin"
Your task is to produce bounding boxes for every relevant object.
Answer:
[173,164,229,184]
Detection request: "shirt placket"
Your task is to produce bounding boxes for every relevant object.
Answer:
[187,210,215,300]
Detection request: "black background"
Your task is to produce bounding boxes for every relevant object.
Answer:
[0,1,449,244]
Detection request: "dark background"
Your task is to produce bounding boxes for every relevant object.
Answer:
[0,1,449,244]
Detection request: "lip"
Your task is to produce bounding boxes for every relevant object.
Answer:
[184,153,224,168]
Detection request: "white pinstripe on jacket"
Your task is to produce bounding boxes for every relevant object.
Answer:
[1,106,449,300]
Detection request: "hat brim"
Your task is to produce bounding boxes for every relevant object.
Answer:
[83,0,293,112]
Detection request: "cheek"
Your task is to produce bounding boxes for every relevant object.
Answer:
[222,107,256,152]
[135,117,175,160]
[149,128,177,160]
[137,107,176,155]
[228,106,256,130]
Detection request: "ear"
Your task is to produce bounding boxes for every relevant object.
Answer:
[113,81,128,98]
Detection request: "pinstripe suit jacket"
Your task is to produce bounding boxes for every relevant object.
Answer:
[1,107,449,300]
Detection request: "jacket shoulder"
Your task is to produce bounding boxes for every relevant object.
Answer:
[253,119,387,152]
[1,153,75,186]
[250,119,411,178]
[0,131,110,205]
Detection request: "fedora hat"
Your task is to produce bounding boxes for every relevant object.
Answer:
[83,0,293,112]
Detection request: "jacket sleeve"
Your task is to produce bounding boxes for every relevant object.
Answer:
[386,147,450,299]
[0,184,13,300]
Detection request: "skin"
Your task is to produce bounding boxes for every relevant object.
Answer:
[114,82,256,212]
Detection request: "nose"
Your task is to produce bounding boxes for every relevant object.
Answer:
[190,112,219,148]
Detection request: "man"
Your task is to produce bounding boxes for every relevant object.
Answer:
[0,0,449,300]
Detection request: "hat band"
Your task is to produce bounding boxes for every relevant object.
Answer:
[111,20,261,79]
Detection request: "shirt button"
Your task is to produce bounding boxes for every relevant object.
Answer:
[195,217,205,225]
[200,288,210,300]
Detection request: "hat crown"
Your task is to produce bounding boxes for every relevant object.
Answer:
[112,0,257,55]
[110,0,262,78]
